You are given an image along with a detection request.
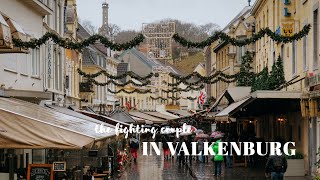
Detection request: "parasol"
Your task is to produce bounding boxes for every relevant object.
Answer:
[195,133,209,139]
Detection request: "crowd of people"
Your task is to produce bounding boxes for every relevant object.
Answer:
[127,127,288,180]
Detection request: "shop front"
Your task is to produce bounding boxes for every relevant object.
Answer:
[0,97,121,180]
[213,91,308,174]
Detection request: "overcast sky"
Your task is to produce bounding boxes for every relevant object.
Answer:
[77,0,256,31]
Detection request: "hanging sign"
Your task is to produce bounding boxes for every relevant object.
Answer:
[282,23,294,37]
[27,164,53,180]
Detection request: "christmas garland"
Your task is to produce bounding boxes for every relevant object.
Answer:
[150,96,197,101]
[13,32,145,51]
[107,88,151,94]
[169,71,236,82]
[77,69,158,80]
[12,24,310,50]
[88,78,151,87]
[162,84,205,93]
[173,24,311,48]
[168,76,237,86]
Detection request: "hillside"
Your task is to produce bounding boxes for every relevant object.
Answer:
[172,52,205,75]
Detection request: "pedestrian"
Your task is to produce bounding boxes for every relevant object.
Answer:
[186,136,193,165]
[177,137,185,165]
[225,135,233,168]
[197,138,204,163]
[129,137,139,162]
[265,152,287,180]
[162,136,170,160]
[212,138,223,177]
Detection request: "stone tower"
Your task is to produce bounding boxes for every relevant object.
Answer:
[99,0,109,36]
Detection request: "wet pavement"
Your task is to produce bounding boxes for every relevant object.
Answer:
[118,149,195,180]
[117,149,310,180]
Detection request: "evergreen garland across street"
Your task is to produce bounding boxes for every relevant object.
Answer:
[12,25,311,50]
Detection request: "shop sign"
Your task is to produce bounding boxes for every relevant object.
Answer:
[282,23,294,37]
[27,164,53,180]
[53,162,66,172]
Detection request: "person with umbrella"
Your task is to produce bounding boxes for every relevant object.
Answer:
[162,135,170,160]
[129,136,139,162]
[212,133,224,177]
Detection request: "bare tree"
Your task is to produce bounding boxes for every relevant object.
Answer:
[108,23,121,38]
[81,20,98,35]
[114,30,140,44]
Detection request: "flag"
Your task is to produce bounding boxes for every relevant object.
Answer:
[198,91,206,105]
[126,101,131,112]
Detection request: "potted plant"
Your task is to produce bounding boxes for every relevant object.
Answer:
[285,151,305,177]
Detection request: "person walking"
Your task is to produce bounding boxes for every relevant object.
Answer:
[265,153,287,180]
[162,136,170,160]
[197,138,204,163]
[129,137,139,162]
[212,138,223,177]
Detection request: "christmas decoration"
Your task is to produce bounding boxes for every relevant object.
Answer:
[13,32,145,51]
[173,24,311,48]
[251,67,270,92]
[88,78,151,87]
[12,24,310,50]
[269,55,286,90]
[77,69,158,81]
[107,88,151,94]
[236,51,255,86]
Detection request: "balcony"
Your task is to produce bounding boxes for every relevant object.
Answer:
[19,0,52,16]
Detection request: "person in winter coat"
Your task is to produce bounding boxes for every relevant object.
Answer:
[129,137,139,162]
[265,154,287,180]
[212,138,223,177]
[162,136,170,160]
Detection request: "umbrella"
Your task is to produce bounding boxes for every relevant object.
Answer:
[210,131,223,137]
[195,129,204,134]
[195,133,209,139]
[212,133,224,139]
[130,138,139,143]
[179,132,193,136]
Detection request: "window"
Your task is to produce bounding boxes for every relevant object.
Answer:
[281,44,285,61]
[273,51,276,64]
[292,41,297,75]
[303,36,308,71]
[313,9,319,70]
[32,48,40,76]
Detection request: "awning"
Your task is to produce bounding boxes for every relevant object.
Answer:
[79,110,130,126]
[0,14,12,49]
[110,111,136,124]
[215,97,252,122]
[0,98,116,149]
[208,87,251,112]
[167,110,192,117]
[129,111,168,124]
[143,111,178,120]
[0,14,28,53]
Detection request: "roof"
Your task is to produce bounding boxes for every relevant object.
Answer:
[110,110,136,124]
[215,97,252,122]
[82,47,97,65]
[77,23,91,39]
[209,86,251,112]
[129,111,167,124]
[0,98,115,149]
[222,6,252,33]
[251,91,302,99]
[117,62,129,83]
[251,0,264,16]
